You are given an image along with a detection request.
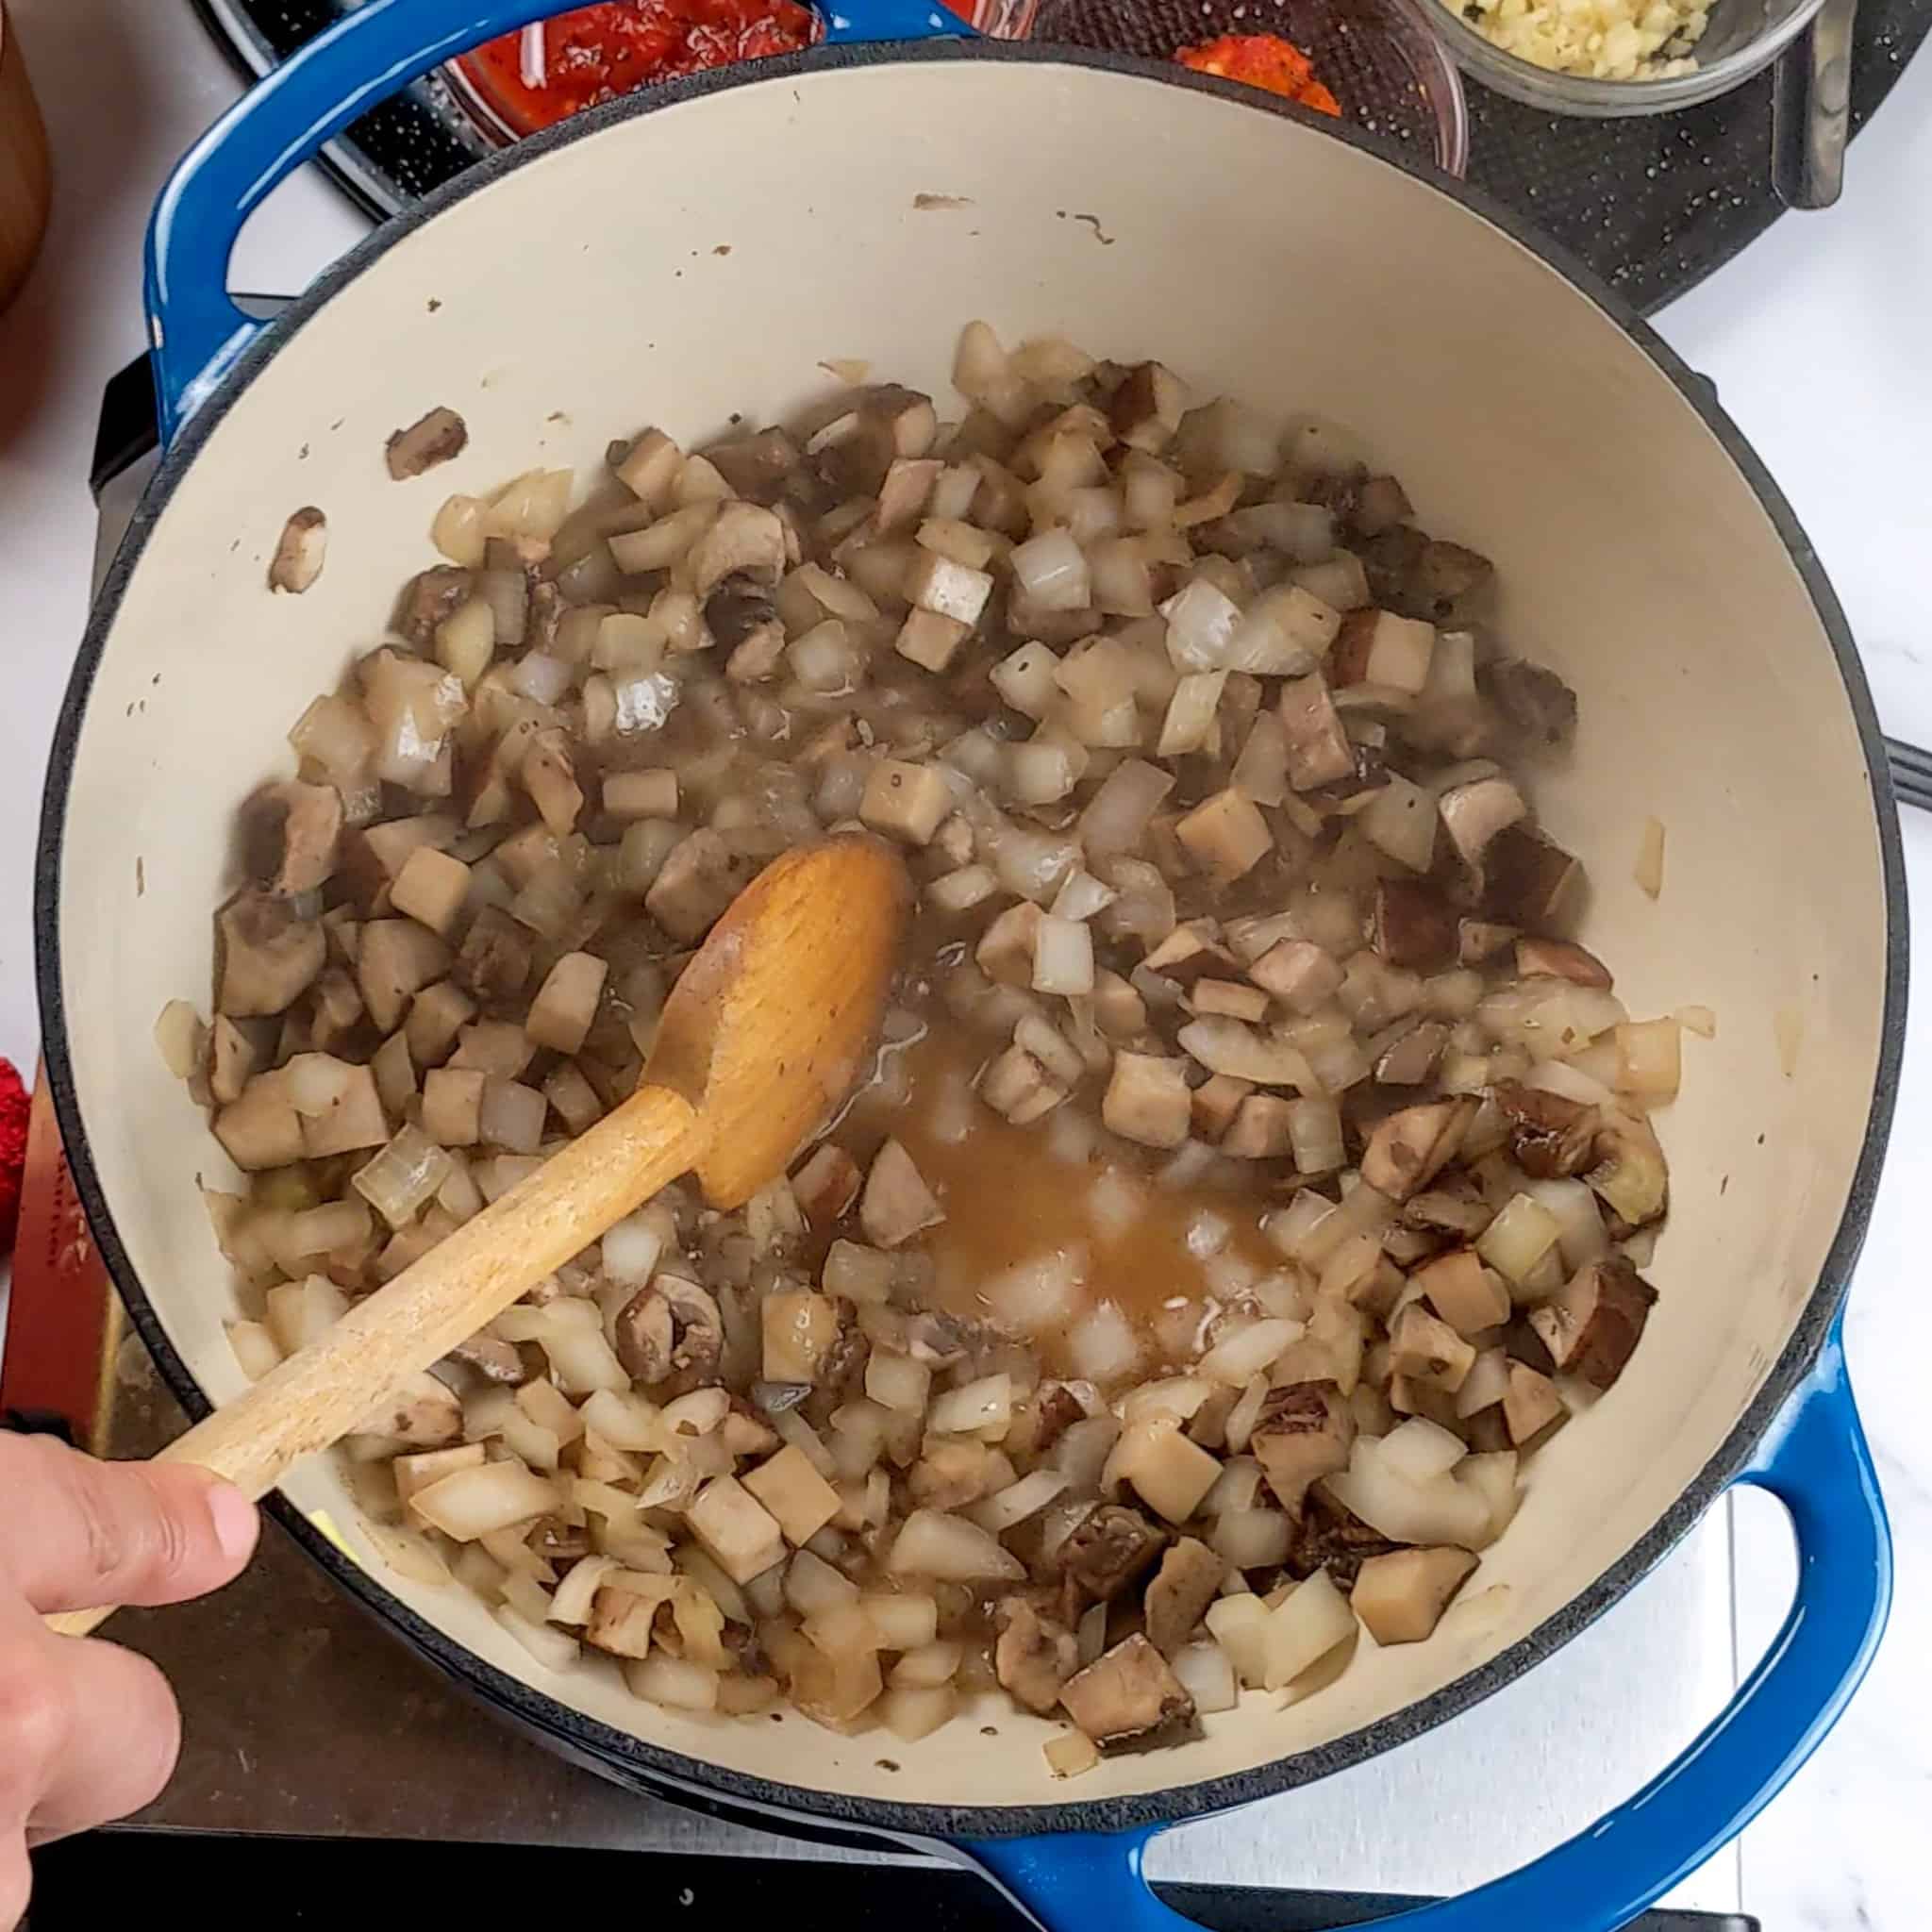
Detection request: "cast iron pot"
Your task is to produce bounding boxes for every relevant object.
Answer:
[37,2,1907,1925]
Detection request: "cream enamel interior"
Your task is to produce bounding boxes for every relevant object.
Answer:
[55,58,1888,1813]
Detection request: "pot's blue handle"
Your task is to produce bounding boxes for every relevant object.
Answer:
[968,1321,1890,1932]
[145,0,964,442]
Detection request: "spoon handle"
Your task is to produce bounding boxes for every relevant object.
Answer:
[1773,0,1859,209]
[44,1082,704,1641]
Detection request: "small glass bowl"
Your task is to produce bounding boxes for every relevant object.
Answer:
[1029,0,1470,176]
[1422,0,1825,113]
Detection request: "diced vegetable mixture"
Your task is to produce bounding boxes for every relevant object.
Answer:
[170,322,1683,1767]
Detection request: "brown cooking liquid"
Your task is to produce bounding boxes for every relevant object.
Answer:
[831,1019,1287,1380]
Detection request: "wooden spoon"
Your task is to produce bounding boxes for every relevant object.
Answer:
[47,833,910,1638]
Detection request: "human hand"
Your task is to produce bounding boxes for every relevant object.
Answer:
[0,1434,258,1926]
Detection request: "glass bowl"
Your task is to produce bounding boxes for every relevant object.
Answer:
[1031,0,1470,175]
[1421,0,1826,113]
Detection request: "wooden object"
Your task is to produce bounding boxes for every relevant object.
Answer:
[45,834,909,1638]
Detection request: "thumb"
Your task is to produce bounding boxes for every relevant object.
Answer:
[0,1435,259,1615]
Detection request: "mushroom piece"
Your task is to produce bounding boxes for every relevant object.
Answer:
[1527,1257,1657,1390]
[1248,938,1344,1015]
[1108,360,1187,453]
[1359,1098,1477,1203]
[395,567,476,650]
[614,1276,724,1386]
[268,507,327,593]
[760,1290,843,1385]
[1285,1490,1400,1590]
[791,1144,862,1226]
[1350,1546,1478,1644]
[1491,1080,1599,1179]
[1058,1504,1168,1605]
[1277,673,1356,792]
[704,572,782,652]
[688,501,786,599]
[452,905,533,1003]
[993,1595,1080,1714]
[1514,936,1612,989]
[1501,1361,1568,1446]
[1058,1634,1197,1754]
[1143,1537,1226,1658]
[859,1139,944,1249]
[1437,774,1527,875]
[1371,878,1458,974]
[1585,1113,1670,1226]
[357,1370,462,1447]
[1457,918,1518,965]
[645,829,756,943]
[242,780,343,899]
[685,1474,788,1585]
[1374,1019,1448,1087]
[1174,789,1273,884]
[1387,1303,1476,1394]
[444,1332,527,1385]
[1414,1247,1511,1337]
[701,426,803,504]
[217,889,325,1018]
[1101,1052,1191,1150]
[1481,824,1584,931]
[386,404,470,480]
[1483,658,1577,750]
[1412,540,1493,622]
[1250,1380,1356,1522]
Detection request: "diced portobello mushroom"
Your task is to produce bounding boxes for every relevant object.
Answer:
[1480,824,1584,931]
[645,829,756,942]
[1249,938,1344,1015]
[859,759,954,845]
[1491,1080,1599,1180]
[1374,1019,1448,1086]
[1190,1073,1253,1141]
[217,890,325,1018]
[615,1277,724,1385]
[268,507,328,593]
[1527,1257,1657,1390]
[701,426,803,503]
[1359,1098,1476,1202]
[686,1474,788,1585]
[1221,1094,1294,1159]
[1108,361,1187,453]
[452,906,533,1002]
[1457,919,1518,965]
[860,1139,944,1248]
[1059,1505,1168,1604]
[357,1370,462,1446]
[1514,936,1612,989]
[1371,879,1457,974]
[791,1144,863,1227]
[242,780,342,897]
[993,1595,1080,1713]
[1102,1053,1191,1149]
[1249,1380,1355,1521]
[1058,1634,1197,1754]
[1277,675,1356,791]
[444,1330,525,1384]
[357,919,452,1033]
[689,502,786,599]
[1350,1546,1478,1644]
[395,564,475,644]
[1387,1303,1476,1393]
[743,1442,843,1547]
[1174,789,1273,884]
[386,406,469,480]
[1483,658,1577,749]
[1329,609,1435,695]
[1501,1361,1568,1446]
[976,902,1043,987]
[1143,1537,1226,1657]
[584,1586,664,1658]
[761,1291,843,1384]
[1285,1490,1401,1590]
[1413,1247,1511,1336]
[390,845,471,936]
[1585,1114,1670,1226]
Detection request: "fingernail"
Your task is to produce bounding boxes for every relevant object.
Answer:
[207,1482,259,1565]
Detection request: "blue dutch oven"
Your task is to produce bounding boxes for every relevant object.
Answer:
[38,3,1905,1927]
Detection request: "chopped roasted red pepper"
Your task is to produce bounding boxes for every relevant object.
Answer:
[1174,33,1343,116]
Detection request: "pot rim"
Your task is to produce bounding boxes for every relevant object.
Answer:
[36,37,1908,1843]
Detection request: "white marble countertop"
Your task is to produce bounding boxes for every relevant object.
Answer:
[0,3,1924,1924]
